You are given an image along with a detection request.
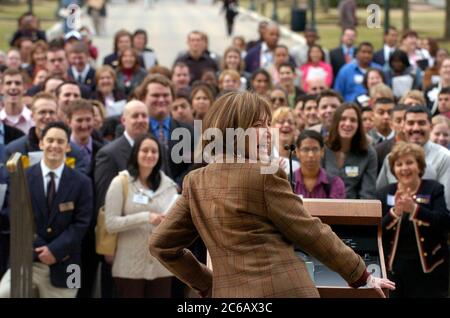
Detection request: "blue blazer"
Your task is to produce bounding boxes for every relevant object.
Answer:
[27,163,93,288]
[68,66,97,91]
[244,43,262,73]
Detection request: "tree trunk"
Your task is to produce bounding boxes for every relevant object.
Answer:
[320,0,330,13]
[402,0,410,31]
[445,0,450,39]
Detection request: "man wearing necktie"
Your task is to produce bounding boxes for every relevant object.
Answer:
[67,42,96,91]
[138,74,196,298]
[330,28,357,84]
[140,74,193,188]
[66,99,105,298]
[0,122,92,298]
[373,26,399,70]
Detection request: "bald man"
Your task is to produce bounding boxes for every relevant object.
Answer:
[245,23,281,73]
[305,77,329,95]
[93,100,149,297]
[94,100,149,218]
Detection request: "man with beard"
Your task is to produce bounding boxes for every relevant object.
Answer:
[5,92,88,173]
[377,105,450,210]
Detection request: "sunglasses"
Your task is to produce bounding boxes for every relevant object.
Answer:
[271,97,286,103]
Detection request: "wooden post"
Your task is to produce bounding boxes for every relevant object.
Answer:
[6,153,36,298]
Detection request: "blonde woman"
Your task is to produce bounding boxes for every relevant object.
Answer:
[271,107,300,176]
[220,46,250,90]
[377,142,450,297]
[431,115,450,148]
[218,69,241,92]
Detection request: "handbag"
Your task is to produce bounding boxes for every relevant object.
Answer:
[95,173,128,255]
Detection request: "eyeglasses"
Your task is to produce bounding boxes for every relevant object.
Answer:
[276,119,295,126]
[299,147,321,154]
[271,97,286,103]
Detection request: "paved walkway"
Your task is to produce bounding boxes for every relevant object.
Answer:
[82,0,304,68]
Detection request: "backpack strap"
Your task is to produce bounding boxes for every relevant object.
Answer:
[119,173,128,214]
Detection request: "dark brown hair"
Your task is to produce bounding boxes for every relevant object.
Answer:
[326,103,368,154]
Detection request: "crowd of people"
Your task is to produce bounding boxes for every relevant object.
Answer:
[0,4,449,298]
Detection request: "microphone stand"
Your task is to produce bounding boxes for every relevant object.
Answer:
[284,144,296,192]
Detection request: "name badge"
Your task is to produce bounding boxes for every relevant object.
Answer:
[414,195,430,204]
[59,201,74,212]
[345,166,359,177]
[354,74,364,84]
[133,194,149,205]
[387,194,395,206]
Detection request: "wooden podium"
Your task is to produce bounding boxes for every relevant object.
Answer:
[301,198,388,298]
[205,198,388,298]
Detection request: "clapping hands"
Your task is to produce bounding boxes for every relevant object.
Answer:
[394,187,417,216]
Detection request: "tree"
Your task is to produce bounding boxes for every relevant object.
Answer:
[445,0,450,39]
[402,0,410,31]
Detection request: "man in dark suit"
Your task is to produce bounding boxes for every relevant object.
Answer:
[26,42,91,98]
[373,27,398,69]
[0,147,10,279]
[94,100,149,298]
[244,23,280,73]
[329,28,357,83]
[375,104,408,174]
[174,31,219,84]
[138,74,193,187]
[0,122,92,297]
[66,99,104,298]
[138,73,195,298]
[1,122,25,147]
[67,42,96,91]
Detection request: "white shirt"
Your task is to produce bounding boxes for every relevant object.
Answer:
[383,45,395,65]
[260,42,274,70]
[124,131,134,147]
[71,65,90,83]
[40,160,65,195]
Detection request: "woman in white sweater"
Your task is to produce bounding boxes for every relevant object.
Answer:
[105,134,179,297]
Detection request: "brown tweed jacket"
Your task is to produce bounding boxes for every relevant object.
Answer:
[149,162,367,298]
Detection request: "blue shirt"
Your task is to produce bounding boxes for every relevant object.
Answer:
[150,116,170,144]
[333,61,382,102]
[342,45,355,59]
[70,135,92,166]
[0,123,5,146]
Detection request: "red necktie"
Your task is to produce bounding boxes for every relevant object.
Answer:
[345,51,351,63]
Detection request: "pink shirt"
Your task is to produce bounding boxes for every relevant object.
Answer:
[0,106,34,134]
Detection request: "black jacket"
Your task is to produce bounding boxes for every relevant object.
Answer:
[377,180,450,274]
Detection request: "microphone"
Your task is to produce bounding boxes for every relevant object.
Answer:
[284,144,296,192]
[284,144,296,152]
